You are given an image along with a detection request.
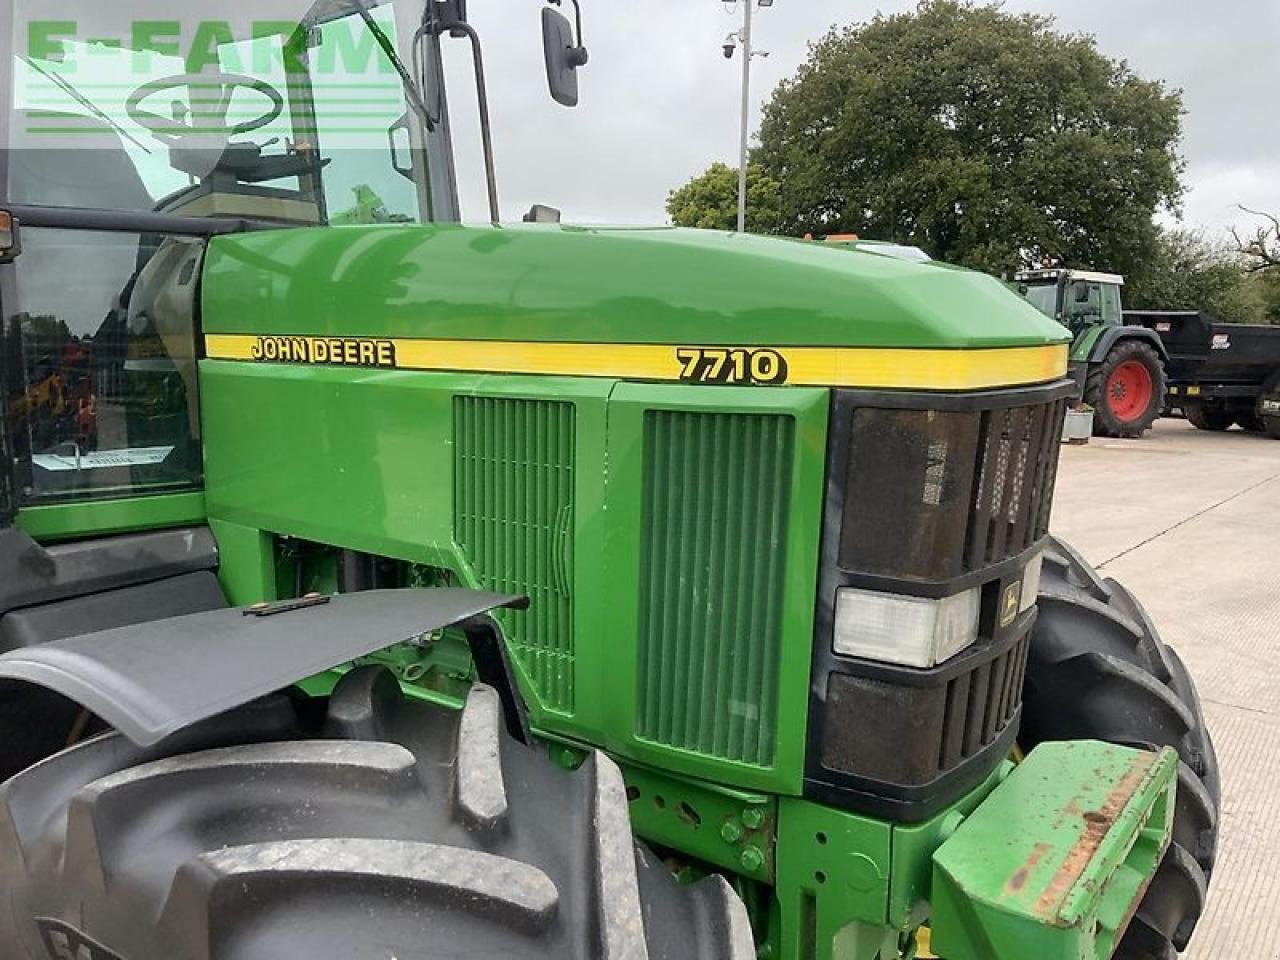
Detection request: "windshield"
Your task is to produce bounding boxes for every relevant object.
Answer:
[7,0,440,224]
[1021,282,1060,320]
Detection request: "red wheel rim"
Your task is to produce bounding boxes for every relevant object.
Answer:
[1107,360,1154,422]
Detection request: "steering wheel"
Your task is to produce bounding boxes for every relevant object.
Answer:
[126,73,285,144]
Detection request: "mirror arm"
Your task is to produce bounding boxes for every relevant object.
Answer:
[548,0,589,66]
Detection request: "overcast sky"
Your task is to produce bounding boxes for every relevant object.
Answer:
[441,0,1280,245]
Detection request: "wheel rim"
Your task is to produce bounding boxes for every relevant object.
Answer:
[1106,360,1154,422]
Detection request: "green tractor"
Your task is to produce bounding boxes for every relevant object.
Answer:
[0,3,1217,959]
[1017,269,1169,437]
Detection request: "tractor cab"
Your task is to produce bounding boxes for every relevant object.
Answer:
[1017,267,1126,338]
[2,0,567,513]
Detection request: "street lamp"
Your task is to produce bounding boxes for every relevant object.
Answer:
[723,0,773,233]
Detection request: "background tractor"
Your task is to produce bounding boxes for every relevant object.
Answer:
[1018,268,1169,437]
[0,2,1217,959]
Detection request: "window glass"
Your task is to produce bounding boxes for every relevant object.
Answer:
[1100,283,1123,325]
[6,229,203,505]
[8,1,432,223]
[1021,283,1059,319]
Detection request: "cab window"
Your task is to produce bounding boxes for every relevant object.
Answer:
[6,229,204,506]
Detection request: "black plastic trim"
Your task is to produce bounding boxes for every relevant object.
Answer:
[0,526,219,620]
[824,378,1076,414]
[804,715,1020,823]
[2,202,279,238]
[834,534,1048,601]
[804,379,1068,821]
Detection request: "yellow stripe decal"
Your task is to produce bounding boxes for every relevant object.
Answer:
[204,334,1068,391]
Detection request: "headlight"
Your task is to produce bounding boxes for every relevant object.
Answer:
[833,586,981,668]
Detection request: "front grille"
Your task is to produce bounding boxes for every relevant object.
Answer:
[937,632,1029,770]
[809,380,1072,821]
[821,632,1030,787]
[965,399,1067,569]
[454,397,576,713]
[839,395,1067,582]
[635,410,793,767]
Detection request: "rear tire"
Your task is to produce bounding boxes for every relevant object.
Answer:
[1023,538,1219,960]
[0,668,753,960]
[1085,341,1166,438]
[1259,371,1280,439]
[1183,400,1235,432]
[1235,412,1264,432]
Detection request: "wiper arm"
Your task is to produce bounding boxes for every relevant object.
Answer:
[353,2,436,131]
[22,56,152,153]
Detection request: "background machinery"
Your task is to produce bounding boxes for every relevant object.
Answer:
[1018,268,1169,437]
[1128,310,1280,436]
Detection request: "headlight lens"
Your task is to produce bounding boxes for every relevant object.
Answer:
[833,586,981,668]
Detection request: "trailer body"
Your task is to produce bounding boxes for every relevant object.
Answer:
[1126,310,1280,435]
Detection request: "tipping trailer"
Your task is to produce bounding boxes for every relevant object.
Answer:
[1126,310,1280,436]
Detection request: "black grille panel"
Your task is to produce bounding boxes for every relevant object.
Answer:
[965,399,1067,569]
[938,633,1029,771]
[821,632,1030,787]
[839,396,1066,582]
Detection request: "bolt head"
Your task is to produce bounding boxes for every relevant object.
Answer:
[740,844,765,873]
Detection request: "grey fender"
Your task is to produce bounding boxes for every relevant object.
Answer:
[1089,326,1170,365]
[0,589,529,748]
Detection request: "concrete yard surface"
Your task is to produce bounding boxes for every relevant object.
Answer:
[1052,418,1280,959]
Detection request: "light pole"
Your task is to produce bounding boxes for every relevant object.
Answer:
[724,0,772,233]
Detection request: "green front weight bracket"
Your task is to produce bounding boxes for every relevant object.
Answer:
[930,740,1177,960]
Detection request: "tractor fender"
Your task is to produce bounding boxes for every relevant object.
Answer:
[0,589,530,748]
[1087,325,1169,366]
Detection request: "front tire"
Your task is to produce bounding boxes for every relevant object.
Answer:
[1085,341,1166,438]
[0,668,753,960]
[1023,539,1219,960]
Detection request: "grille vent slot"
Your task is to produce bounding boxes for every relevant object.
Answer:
[454,396,576,712]
[635,410,794,767]
[965,399,1067,569]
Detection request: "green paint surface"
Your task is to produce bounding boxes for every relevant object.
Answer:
[201,363,826,794]
[202,224,1071,349]
[18,491,206,541]
[931,741,1176,960]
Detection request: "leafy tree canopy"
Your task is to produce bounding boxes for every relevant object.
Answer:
[666,162,783,233]
[672,1,1186,281]
[1126,229,1267,325]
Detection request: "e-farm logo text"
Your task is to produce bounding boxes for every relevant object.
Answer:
[26,19,397,75]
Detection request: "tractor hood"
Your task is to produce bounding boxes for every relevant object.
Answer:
[201,224,1069,351]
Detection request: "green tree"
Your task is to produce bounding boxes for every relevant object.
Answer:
[672,1,1185,276]
[1125,229,1263,324]
[666,162,783,233]
[1249,269,1280,325]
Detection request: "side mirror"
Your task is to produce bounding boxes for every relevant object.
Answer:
[542,7,588,108]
